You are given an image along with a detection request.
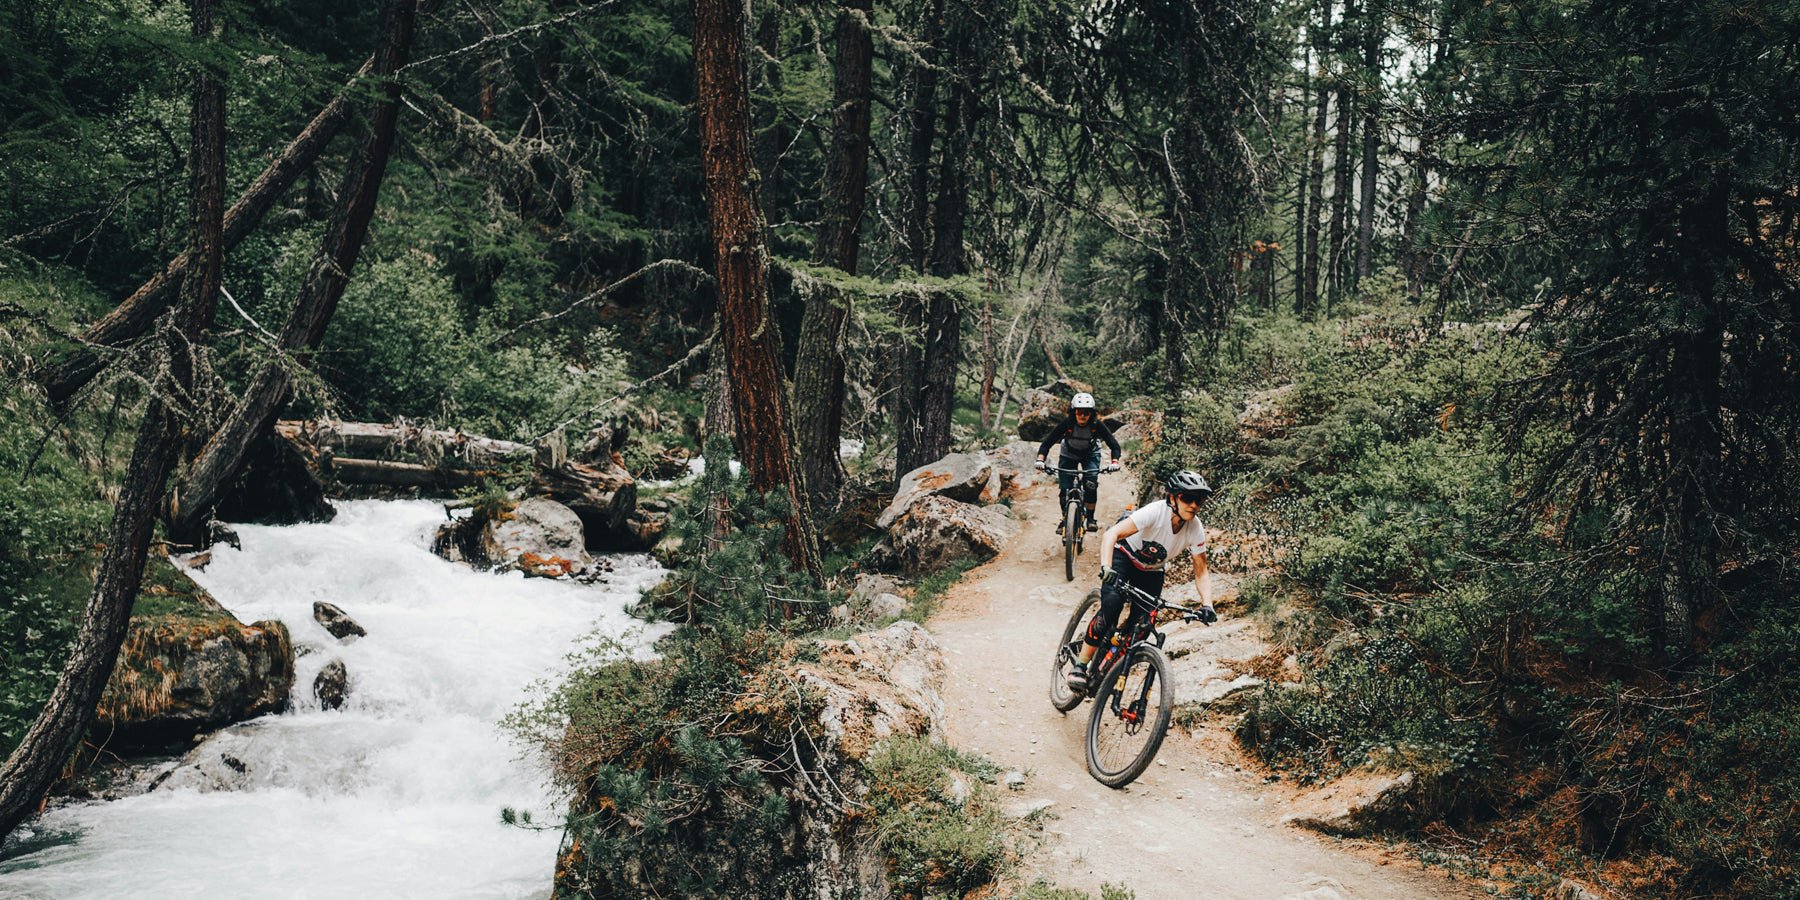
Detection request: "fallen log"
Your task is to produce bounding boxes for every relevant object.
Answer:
[275,420,533,470]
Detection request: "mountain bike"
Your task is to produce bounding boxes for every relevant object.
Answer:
[1047,579,1214,787]
[1041,463,1116,582]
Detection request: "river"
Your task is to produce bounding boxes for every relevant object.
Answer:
[0,500,669,899]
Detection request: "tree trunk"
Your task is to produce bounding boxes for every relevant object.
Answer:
[978,296,995,428]
[0,0,226,841]
[35,55,374,408]
[1402,124,1436,303]
[910,45,975,475]
[1353,0,1381,286]
[893,0,945,477]
[1403,27,1447,303]
[691,0,824,587]
[1327,0,1355,310]
[1302,0,1332,316]
[792,0,873,522]
[1294,33,1313,314]
[752,5,785,215]
[167,0,417,543]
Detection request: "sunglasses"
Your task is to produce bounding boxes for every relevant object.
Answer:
[1175,491,1208,505]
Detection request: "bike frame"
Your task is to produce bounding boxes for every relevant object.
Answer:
[1091,580,1209,689]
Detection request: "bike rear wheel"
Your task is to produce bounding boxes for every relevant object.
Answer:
[1050,589,1100,713]
[1063,499,1080,582]
[1084,644,1173,787]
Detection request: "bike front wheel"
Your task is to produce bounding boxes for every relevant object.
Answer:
[1084,644,1174,787]
[1049,589,1100,713]
[1063,500,1080,582]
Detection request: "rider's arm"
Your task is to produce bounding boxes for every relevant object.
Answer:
[1102,516,1139,550]
[1035,419,1070,464]
[1195,538,1214,612]
[1096,420,1123,462]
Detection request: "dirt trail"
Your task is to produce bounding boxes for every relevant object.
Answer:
[928,470,1482,900]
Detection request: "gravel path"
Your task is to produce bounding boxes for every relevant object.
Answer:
[927,470,1484,899]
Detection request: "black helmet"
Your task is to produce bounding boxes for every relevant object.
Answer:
[1164,470,1211,497]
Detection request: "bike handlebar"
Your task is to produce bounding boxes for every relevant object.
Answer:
[1109,577,1216,625]
[1041,464,1120,475]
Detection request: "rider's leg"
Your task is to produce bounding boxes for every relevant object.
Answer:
[1056,456,1077,535]
[1077,547,1134,666]
[1080,554,1165,666]
[1083,447,1102,531]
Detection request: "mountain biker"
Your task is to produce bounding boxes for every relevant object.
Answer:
[1034,393,1123,535]
[1066,470,1217,692]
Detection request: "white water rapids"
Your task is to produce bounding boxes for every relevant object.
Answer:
[0,500,670,899]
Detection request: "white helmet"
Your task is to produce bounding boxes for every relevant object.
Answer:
[1070,392,1096,410]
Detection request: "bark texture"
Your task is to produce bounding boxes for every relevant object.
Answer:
[692,0,824,585]
[793,0,873,521]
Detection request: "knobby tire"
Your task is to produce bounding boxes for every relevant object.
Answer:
[1084,644,1174,788]
[1063,499,1080,582]
[1049,589,1100,713]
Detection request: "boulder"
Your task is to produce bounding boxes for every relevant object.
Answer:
[1282,769,1418,837]
[481,496,592,571]
[314,659,349,711]
[851,573,901,603]
[869,495,1020,576]
[98,613,295,751]
[875,453,995,529]
[820,479,894,547]
[312,601,367,640]
[1193,674,1265,710]
[868,592,908,620]
[1015,378,1096,441]
[529,460,638,551]
[556,621,948,899]
[1107,406,1161,445]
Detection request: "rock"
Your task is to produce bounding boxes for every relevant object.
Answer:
[876,452,996,529]
[777,622,948,758]
[557,621,947,899]
[868,495,1020,576]
[529,460,638,551]
[481,496,592,571]
[820,478,895,547]
[1549,879,1610,900]
[1239,384,1297,440]
[313,601,367,640]
[868,592,907,620]
[1006,798,1055,819]
[150,750,257,794]
[1107,406,1161,445]
[946,773,971,805]
[1016,378,1097,441]
[851,573,901,602]
[314,659,348,711]
[97,615,295,751]
[1283,769,1418,836]
[516,551,580,578]
[1003,770,1027,791]
[1194,674,1265,710]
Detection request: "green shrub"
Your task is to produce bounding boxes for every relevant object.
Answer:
[867,737,1007,898]
[0,392,108,758]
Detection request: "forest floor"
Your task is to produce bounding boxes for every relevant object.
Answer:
[928,470,1489,899]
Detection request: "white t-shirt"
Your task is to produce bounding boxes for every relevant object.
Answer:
[1120,499,1207,570]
